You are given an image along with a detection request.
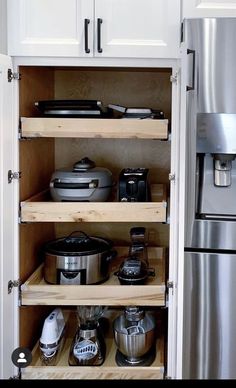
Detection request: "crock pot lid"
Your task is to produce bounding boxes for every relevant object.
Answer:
[45,235,110,256]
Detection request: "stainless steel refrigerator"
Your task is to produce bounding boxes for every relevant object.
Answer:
[182,18,236,379]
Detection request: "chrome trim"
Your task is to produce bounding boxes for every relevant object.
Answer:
[186,219,236,251]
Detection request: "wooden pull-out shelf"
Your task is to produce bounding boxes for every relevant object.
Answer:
[21,117,169,140]
[20,184,167,223]
[22,310,164,380]
[21,247,165,307]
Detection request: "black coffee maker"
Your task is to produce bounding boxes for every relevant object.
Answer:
[118,168,150,202]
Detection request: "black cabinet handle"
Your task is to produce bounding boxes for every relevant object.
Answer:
[97,18,103,53]
[84,18,90,54]
[186,49,195,91]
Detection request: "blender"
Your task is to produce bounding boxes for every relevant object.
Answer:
[69,305,107,366]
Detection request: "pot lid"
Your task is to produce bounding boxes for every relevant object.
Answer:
[44,231,111,256]
[73,157,96,171]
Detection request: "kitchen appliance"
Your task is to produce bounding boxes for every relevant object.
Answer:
[39,308,66,366]
[69,306,106,366]
[113,306,156,366]
[182,18,236,379]
[108,104,165,120]
[118,168,150,202]
[114,227,155,285]
[35,100,111,118]
[43,231,116,285]
[50,157,113,202]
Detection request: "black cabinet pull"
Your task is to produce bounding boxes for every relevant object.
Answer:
[186,49,195,91]
[97,18,103,53]
[84,18,90,54]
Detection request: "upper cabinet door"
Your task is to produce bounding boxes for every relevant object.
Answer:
[182,0,236,18]
[7,0,93,57]
[7,0,181,59]
[94,0,180,58]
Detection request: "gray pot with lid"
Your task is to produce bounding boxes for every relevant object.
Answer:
[50,157,113,202]
[43,231,117,285]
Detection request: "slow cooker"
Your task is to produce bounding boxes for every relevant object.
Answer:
[43,231,117,285]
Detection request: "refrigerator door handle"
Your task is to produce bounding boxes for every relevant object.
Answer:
[186,49,195,91]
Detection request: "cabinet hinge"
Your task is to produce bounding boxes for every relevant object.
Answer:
[8,279,21,294]
[167,280,174,289]
[8,170,21,184]
[8,279,22,306]
[8,69,20,82]
[165,280,174,307]
[169,173,175,182]
[170,72,178,84]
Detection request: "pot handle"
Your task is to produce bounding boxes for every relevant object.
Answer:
[65,230,91,243]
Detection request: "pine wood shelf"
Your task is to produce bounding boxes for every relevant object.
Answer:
[20,117,169,140]
[20,184,167,223]
[21,247,166,306]
[22,309,164,380]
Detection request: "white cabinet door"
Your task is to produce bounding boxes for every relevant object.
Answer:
[0,55,19,379]
[0,0,7,54]
[94,0,180,58]
[7,0,180,58]
[182,0,236,18]
[7,0,93,57]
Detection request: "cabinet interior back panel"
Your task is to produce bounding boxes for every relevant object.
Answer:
[54,138,170,185]
[54,68,171,184]
[54,68,171,117]
[55,222,169,248]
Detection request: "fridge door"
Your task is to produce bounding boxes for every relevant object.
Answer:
[184,18,236,114]
[183,251,236,379]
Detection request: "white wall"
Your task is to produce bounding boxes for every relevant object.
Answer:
[0,0,7,54]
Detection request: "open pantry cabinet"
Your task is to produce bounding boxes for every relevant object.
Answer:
[0,58,180,380]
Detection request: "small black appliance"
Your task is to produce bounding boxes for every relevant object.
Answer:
[114,227,155,285]
[118,168,150,202]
